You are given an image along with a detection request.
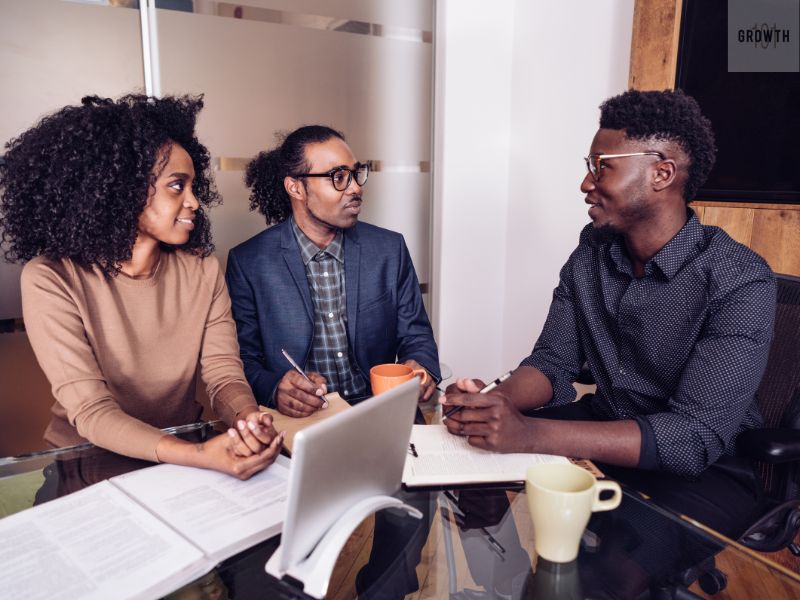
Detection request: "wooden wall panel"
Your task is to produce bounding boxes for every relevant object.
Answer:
[631,0,800,277]
[750,208,800,276]
[697,205,755,248]
[628,0,682,90]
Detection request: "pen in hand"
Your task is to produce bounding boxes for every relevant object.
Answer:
[442,370,513,418]
[281,348,328,407]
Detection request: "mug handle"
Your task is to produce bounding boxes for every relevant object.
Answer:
[411,368,429,386]
[592,480,622,512]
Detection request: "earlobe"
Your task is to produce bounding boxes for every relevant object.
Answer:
[652,160,677,192]
[284,176,303,201]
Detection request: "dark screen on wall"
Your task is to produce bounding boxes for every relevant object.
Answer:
[676,0,800,203]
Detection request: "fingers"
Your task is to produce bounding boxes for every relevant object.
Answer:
[227,427,255,456]
[277,392,324,417]
[440,391,503,416]
[457,377,483,393]
[233,431,286,480]
[243,412,277,446]
[444,382,461,394]
[286,369,326,396]
[277,370,328,416]
[307,372,329,397]
[235,419,266,454]
[419,377,436,402]
[443,377,484,398]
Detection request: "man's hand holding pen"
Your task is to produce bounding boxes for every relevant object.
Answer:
[440,375,533,453]
[275,369,329,417]
[276,348,328,417]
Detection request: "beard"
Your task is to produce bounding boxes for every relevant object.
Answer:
[591,223,620,244]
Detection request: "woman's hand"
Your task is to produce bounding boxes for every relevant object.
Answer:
[156,428,284,480]
[229,411,280,456]
[207,429,284,479]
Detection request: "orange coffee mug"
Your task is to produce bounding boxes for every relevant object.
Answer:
[370,363,429,395]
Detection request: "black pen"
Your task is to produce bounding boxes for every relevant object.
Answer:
[443,371,513,418]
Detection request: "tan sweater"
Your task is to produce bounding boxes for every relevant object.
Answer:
[21,251,257,461]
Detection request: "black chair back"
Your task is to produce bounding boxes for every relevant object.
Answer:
[753,273,800,499]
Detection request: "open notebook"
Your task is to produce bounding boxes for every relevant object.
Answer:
[0,456,290,600]
[402,424,572,487]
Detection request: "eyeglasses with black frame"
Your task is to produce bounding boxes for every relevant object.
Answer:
[292,162,370,191]
[584,152,664,180]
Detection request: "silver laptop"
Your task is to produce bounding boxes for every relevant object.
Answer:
[276,378,419,572]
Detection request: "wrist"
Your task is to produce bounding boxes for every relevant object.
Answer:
[155,434,204,468]
[234,405,261,424]
[518,417,545,454]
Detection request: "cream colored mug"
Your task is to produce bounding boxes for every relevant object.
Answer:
[525,462,621,563]
[370,363,428,395]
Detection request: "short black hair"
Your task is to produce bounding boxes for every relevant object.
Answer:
[246,125,345,225]
[599,89,716,202]
[0,94,219,276]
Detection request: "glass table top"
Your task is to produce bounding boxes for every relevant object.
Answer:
[1,422,798,600]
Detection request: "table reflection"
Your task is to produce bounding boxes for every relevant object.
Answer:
[1,425,798,600]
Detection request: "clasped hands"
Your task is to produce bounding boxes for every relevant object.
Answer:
[211,410,284,479]
[441,378,533,453]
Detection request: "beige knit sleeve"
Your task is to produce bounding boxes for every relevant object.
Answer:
[21,260,165,461]
[199,257,259,425]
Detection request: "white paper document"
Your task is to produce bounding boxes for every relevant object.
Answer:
[0,456,290,600]
[403,425,569,486]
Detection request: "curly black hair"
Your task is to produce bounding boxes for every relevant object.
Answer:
[246,125,344,225]
[599,89,716,202]
[0,93,219,276]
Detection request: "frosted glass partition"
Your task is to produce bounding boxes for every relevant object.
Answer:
[153,1,434,292]
[0,0,145,320]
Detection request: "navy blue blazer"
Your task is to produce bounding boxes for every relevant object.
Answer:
[226,219,440,406]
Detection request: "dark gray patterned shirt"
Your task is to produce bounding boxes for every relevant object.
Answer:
[291,219,368,400]
[521,213,775,478]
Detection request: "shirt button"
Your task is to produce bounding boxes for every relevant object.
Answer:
[344,390,349,396]
[337,352,343,358]
[328,312,334,318]
[323,272,329,277]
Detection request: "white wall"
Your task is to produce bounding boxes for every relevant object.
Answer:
[432,0,516,380]
[433,0,634,381]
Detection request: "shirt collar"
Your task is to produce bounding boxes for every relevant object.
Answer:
[650,210,705,280]
[608,210,705,280]
[291,217,345,265]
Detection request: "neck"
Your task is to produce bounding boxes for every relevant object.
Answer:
[293,214,338,249]
[623,206,688,276]
[120,239,161,279]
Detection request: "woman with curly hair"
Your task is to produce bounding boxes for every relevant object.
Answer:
[0,94,283,479]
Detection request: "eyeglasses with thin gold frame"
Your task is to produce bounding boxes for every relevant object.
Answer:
[584,152,664,180]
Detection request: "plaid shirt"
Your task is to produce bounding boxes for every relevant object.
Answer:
[291,219,368,400]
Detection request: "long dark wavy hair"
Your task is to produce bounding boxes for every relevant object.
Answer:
[0,93,220,276]
[245,125,344,225]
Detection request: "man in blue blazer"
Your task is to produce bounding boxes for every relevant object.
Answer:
[226,125,440,415]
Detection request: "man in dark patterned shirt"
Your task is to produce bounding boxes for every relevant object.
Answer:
[227,125,440,416]
[442,90,775,537]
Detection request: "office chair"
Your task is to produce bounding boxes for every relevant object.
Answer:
[673,273,800,596]
[580,274,800,596]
